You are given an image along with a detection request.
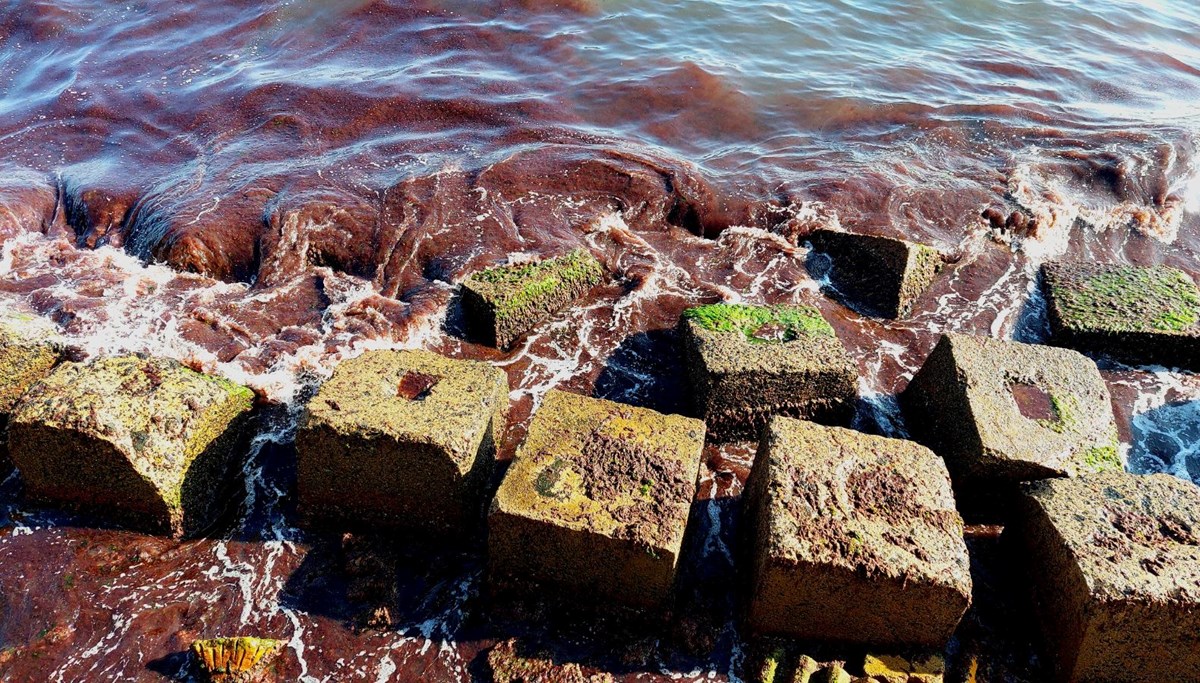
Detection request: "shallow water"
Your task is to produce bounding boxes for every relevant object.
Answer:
[0,0,1198,680]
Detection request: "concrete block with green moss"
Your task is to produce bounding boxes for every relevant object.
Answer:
[1008,472,1200,682]
[901,333,1121,520]
[0,313,64,475]
[297,349,508,535]
[461,248,604,350]
[190,636,283,683]
[809,229,944,319]
[488,389,704,609]
[744,417,971,647]
[1042,261,1200,369]
[678,302,857,440]
[9,356,254,537]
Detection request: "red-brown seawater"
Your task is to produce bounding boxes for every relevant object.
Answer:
[0,0,1198,680]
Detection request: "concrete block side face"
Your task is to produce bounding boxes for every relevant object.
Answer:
[810,230,943,319]
[901,335,984,480]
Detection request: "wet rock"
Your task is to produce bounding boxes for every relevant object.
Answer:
[0,313,63,475]
[297,349,508,535]
[190,636,283,683]
[1042,261,1200,370]
[461,248,604,350]
[861,653,945,682]
[1009,472,1200,682]
[902,334,1120,519]
[749,645,823,683]
[488,389,704,609]
[678,303,856,441]
[9,356,254,537]
[486,638,615,683]
[808,229,944,318]
[744,418,971,647]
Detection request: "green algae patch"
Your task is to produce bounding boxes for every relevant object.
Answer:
[488,389,704,610]
[462,248,604,350]
[808,229,945,319]
[297,349,508,535]
[678,302,856,441]
[9,356,254,537]
[1042,261,1200,369]
[0,313,64,475]
[190,636,283,683]
[744,417,971,648]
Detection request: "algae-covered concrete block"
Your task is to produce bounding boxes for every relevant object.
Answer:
[9,356,254,537]
[862,653,945,682]
[678,303,857,441]
[809,229,944,318]
[744,418,971,647]
[1042,261,1200,369]
[191,636,283,683]
[488,389,704,609]
[902,334,1120,516]
[297,349,508,534]
[461,248,604,350]
[486,639,615,683]
[1010,472,1200,682]
[0,313,63,475]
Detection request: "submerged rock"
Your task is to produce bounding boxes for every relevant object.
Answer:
[461,248,604,350]
[1009,472,1200,682]
[9,356,254,537]
[744,418,971,647]
[297,349,508,535]
[488,389,704,609]
[1041,261,1200,369]
[808,229,944,318]
[486,638,615,683]
[902,333,1120,519]
[678,302,856,441]
[190,636,283,683]
[0,313,63,475]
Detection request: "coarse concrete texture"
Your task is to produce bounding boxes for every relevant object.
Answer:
[809,229,944,318]
[0,311,64,474]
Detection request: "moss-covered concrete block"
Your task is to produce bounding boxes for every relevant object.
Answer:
[1042,261,1200,369]
[488,389,704,609]
[297,349,508,534]
[9,356,254,537]
[1010,472,1200,682]
[678,303,857,441]
[902,334,1120,517]
[744,418,971,647]
[810,229,944,318]
[461,248,604,350]
[0,313,63,475]
[190,636,283,683]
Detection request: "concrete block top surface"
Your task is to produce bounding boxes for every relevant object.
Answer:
[1043,261,1200,337]
[304,349,508,474]
[492,389,705,555]
[680,303,853,376]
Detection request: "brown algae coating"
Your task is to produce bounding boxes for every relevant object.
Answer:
[0,314,64,473]
[678,302,857,441]
[461,248,604,350]
[1012,472,1200,682]
[190,636,284,682]
[809,229,944,319]
[1042,261,1200,369]
[744,417,972,647]
[489,389,705,609]
[9,355,254,537]
[297,349,508,534]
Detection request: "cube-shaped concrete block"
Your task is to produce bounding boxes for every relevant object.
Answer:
[809,229,944,318]
[902,334,1119,514]
[1011,472,1200,682]
[1042,261,1200,370]
[678,303,857,441]
[0,313,63,474]
[10,356,255,537]
[488,389,705,609]
[297,349,508,534]
[461,248,604,350]
[745,418,972,647]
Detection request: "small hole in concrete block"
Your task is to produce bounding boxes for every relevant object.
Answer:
[397,372,439,401]
[1009,381,1055,421]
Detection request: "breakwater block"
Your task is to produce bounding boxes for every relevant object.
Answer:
[486,639,615,683]
[678,302,856,441]
[9,356,254,537]
[744,418,971,647]
[1042,261,1200,370]
[902,333,1119,518]
[0,313,63,475]
[190,636,283,683]
[297,349,508,535]
[809,229,944,319]
[488,389,704,610]
[461,248,604,350]
[1009,472,1200,682]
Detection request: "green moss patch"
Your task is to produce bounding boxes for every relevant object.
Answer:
[681,303,833,343]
